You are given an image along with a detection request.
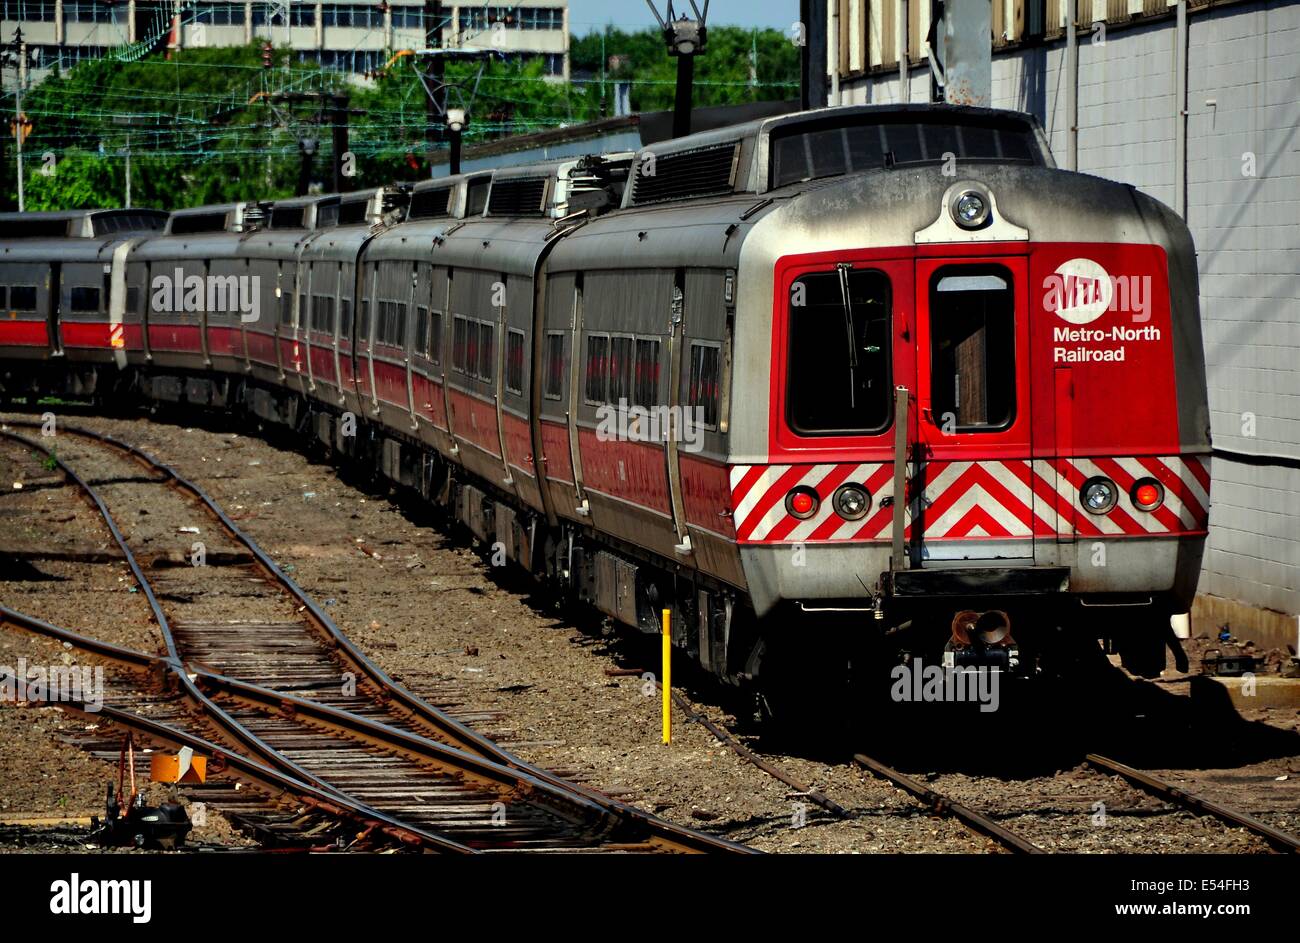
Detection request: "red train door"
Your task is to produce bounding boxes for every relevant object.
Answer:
[911,255,1035,564]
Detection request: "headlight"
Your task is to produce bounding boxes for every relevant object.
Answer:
[832,484,871,520]
[1080,476,1118,514]
[951,189,990,229]
[1130,478,1165,512]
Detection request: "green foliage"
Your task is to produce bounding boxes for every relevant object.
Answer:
[4,27,798,211]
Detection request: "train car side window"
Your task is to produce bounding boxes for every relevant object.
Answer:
[609,335,633,405]
[10,286,36,310]
[505,328,525,395]
[339,298,352,338]
[584,334,609,405]
[787,268,892,435]
[477,322,494,382]
[688,342,721,429]
[452,316,469,374]
[634,338,660,408]
[429,311,442,364]
[415,306,430,358]
[928,266,1016,432]
[0,286,6,308]
[70,286,100,312]
[544,332,564,400]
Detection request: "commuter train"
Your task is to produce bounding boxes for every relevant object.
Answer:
[0,104,1211,720]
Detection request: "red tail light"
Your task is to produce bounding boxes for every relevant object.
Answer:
[1131,479,1164,512]
[786,487,819,519]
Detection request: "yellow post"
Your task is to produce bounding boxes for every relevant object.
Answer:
[661,608,671,744]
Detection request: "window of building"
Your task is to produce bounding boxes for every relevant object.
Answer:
[391,5,424,28]
[194,3,246,26]
[64,1,115,24]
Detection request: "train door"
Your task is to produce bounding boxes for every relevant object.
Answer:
[565,273,589,516]
[664,269,693,556]
[47,261,63,356]
[911,255,1034,564]
[405,261,427,431]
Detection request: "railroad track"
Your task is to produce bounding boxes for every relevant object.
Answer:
[0,422,751,853]
[853,750,1300,855]
[851,752,1046,853]
[1083,753,1300,854]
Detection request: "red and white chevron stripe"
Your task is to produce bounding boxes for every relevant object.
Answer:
[728,455,1209,545]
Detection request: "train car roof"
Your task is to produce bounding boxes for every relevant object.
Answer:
[622,102,1055,206]
[0,207,167,238]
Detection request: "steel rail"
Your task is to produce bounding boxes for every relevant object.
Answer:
[1086,753,1300,854]
[0,665,475,853]
[0,424,752,854]
[852,752,1046,854]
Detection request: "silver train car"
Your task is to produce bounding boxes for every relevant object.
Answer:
[0,104,1211,718]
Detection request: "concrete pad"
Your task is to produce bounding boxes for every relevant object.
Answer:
[1191,675,1300,710]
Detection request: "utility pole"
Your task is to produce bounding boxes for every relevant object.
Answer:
[16,28,26,213]
[647,1,709,139]
[124,132,131,207]
[424,0,444,176]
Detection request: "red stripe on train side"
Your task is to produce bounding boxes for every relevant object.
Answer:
[447,386,501,457]
[148,324,203,352]
[538,418,573,483]
[680,453,735,538]
[575,427,672,515]
[0,320,50,346]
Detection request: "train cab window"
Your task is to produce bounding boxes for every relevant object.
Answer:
[688,342,721,429]
[634,338,660,408]
[429,311,442,364]
[10,286,36,311]
[70,286,100,312]
[585,334,608,405]
[544,332,564,400]
[786,268,891,435]
[505,329,525,395]
[279,290,292,326]
[126,286,139,313]
[928,268,1016,432]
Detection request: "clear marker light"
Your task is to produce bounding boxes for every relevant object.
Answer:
[957,193,985,223]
